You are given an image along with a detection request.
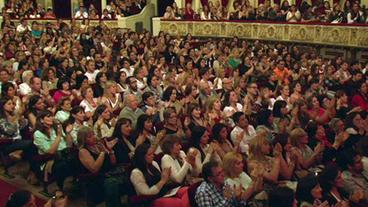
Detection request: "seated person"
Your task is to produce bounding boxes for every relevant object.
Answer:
[195,160,248,207]
[77,126,127,207]
[130,143,190,207]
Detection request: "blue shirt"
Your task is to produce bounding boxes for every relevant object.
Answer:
[195,181,246,207]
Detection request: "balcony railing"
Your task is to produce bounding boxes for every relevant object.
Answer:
[153,18,368,48]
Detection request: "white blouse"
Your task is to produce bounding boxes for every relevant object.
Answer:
[161,151,195,184]
[130,161,180,197]
[225,172,252,191]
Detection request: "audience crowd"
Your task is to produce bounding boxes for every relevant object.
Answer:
[0,12,368,207]
[162,0,368,24]
[2,0,146,19]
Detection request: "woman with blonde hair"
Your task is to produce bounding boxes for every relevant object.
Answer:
[223,152,263,201]
[101,80,123,116]
[289,128,324,170]
[248,131,281,185]
[206,96,225,126]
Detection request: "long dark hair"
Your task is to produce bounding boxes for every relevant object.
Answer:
[63,106,84,129]
[112,118,132,139]
[92,104,108,124]
[133,143,151,173]
[0,96,12,119]
[273,100,287,118]
[257,109,273,128]
[318,163,340,192]
[212,123,228,144]
[162,86,176,102]
[1,82,15,97]
[27,95,43,116]
[296,174,320,204]
[35,110,56,138]
[133,114,153,136]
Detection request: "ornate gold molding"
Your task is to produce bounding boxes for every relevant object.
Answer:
[160,20,368,48]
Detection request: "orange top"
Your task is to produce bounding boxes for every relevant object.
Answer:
[273,67,291,85]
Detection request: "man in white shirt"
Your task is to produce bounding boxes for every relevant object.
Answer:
[84,60,100,84]
[16,19,31,33]
[230,112,256,155]
[74,2,88,19]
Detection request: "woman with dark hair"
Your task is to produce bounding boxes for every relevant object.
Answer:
[56,58,72,79]
[186,103,207,129]
[305,122,332,149]
[92,105,115,139]
[212,122,237,153]
[1,82,23,114]
[160,135,199,184]
[273,134,297,180]
[33,110,73,190]
[71,74,89,101]
[145,73,163,102]
[93,72,108,98]
[162,86,183,115]
[296,174,327,207]
[26,95,46,130]
[115,70,128,93]
[53,78,72,104]
[77,126,127,207]
[273,100,290,134]
[256,109,276,141]
[64,106,89,144]
[130,143,190,207]
[141,91,160,123]
[306,95,335,125]
[132,114,157,147]
[344,112,367,153]
[351,82,368,111]
[41,67,58,91]
[55,97,72,124]
[318,164,349,206]
[0,96,33,164]
[111,118,135,164]
[222,91,242,119]
[273,100,288,119]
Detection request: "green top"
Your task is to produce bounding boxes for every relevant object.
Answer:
[33,129,67,154]
[228,57,241,70]
[55,110,70,123]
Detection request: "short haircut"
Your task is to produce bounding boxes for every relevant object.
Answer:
[268,186,295,207]
[202,160,220,182]
[160,134,181,155]
[289,128,307,147]
[232,111,244,124]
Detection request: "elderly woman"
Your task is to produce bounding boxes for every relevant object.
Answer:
[77,126,127,207]
[289,128,324,171]
[130,143,190,207]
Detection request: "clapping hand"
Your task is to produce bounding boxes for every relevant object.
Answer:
[104,138,118,151]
